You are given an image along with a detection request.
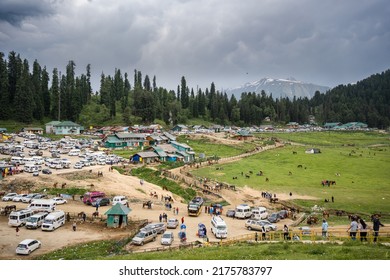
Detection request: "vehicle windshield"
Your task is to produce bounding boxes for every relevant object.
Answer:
[28,217,38,223]
[162,233,172,238]
[217,225,226,230]
[17,244,27,249]
[43,219,53,224]
[135,232,146,238]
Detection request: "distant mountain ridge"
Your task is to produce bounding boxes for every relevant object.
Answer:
[226,77,331,100]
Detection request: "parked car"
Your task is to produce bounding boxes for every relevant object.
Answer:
[91,197,110,207]
[74,162,83,169]
[278,210,289,219]
[131,229,157,245]
[21,193,40,203]
[52,197,67,205]
[33,171,39,176]
[268,212,280,223]
[226,209,236,218]
[16,239,41,255]
[2,192,18,201]
[160,231,174,245]
[245,219,277,231]
[112,195,128,206]
[141,222,166,234]
[12,194,28,202]
[33,194,47,200]
[42,168,52,174]
[166,218,179,229]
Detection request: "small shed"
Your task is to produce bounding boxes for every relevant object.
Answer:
[104,203,131,228]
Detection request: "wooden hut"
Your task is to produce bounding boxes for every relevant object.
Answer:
[104,203,131,228]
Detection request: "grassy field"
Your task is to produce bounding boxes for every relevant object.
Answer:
[177,135,259,159]
[191,132,390,217]
[35,238,390,260]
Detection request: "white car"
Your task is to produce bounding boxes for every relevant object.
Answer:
[16,239,41,255]
[160,231,174,246]
[74,162,83,169]
[12,194,28,202]
[52,197,67,205]
[2,192,18,201]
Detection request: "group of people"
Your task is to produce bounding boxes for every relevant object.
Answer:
[347,215,384,242]
[320,215,384,242]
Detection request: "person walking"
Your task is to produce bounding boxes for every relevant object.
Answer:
[372,214,384,243]
[159,213,162,223]
[181,216,184,224]
[358,219,368,242]
[72,221,77,231]
[347,218,358,240]
[322,219,329,240]
[261,225,266,240]
[283,225,289,240]
[16,226,20,236]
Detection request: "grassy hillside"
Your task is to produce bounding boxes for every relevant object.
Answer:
[191,132,390,216]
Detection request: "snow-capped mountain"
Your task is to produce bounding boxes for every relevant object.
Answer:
[226,77,330,100]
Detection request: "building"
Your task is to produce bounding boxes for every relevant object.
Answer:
[130,151,160,164]
[53,121,82,135]
[45,121,61,134]
[22,127,44,135]
[104,203,131,228]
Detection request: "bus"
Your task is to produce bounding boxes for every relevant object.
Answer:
[82,191,105,205]
[28,199,56,213]
[41,210,65,231]
[8,209,34,227]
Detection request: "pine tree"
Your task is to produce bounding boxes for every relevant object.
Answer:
[0,52,9,119]
[50,68,60,120]
[14,59,33,123]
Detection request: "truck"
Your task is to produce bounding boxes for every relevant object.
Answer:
[187,197,204,216]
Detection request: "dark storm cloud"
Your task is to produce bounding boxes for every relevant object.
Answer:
[0,0,56,25]
[1,0,389,91]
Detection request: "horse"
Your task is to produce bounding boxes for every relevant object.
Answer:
[162,186,168,191]
[53,182,58,188]
[297,164,303,168]
[77,211,86,218]
[92,211,99,218]
[5,205,16,212]
[292,151,297,155]
[245,174,250,178]
[61,182,67,189]
[265,177,269,182]
[323,210,330,219]
[143,201,152,209]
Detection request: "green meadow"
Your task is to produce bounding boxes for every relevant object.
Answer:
[191,131,390,216]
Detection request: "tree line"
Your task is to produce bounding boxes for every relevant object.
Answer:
[0,51,389,128]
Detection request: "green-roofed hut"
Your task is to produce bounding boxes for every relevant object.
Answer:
[104,203,132,228]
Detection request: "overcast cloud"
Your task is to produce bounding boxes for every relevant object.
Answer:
[0,0,389,92]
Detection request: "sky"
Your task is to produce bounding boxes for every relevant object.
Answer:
[0,0,389,93]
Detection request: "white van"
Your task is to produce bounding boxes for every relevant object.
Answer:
[234,204,252,219]
[24,164,39,173]
[211,215,228,239]
[68,149,80,156]
[10,156,24,165]
[41,210,65,231]
[28,199,56,213]
[112,195,128,205]
[251,207,268,220]
[23,157,36,165]
[25,212,49,229]
[32,156,44,165]
[8,209,34,227]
